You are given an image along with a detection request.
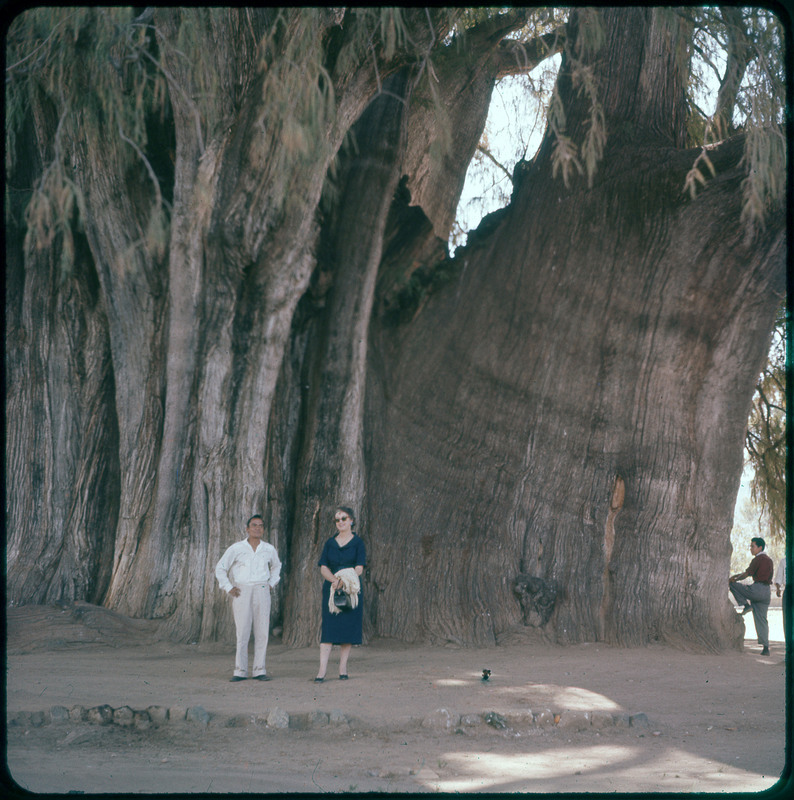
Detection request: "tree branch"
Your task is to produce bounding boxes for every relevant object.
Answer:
[476,144,512,182]
[714,6,754,137]
[493,27,566,78]
[455,8,533,46]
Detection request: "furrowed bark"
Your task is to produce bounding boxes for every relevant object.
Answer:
[7,8,784,654]
[362,8,784,648]
[279,72,412,647]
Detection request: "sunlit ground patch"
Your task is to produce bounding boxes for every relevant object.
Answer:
[428,745,779,793]
[432,744,637,792]
[497,682,622,711]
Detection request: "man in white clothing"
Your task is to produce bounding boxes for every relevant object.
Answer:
[774,558,787,644]
[215,515,282,682]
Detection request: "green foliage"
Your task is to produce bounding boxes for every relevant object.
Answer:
[6,7,169,273]
[730,490,785,574]
[683,6,786,237]
[8,7,785,270]
[7,7,461,271]
[253,9,338,194]
[744,304,786,545]
[546,8,606,188]
[457,6,784,242]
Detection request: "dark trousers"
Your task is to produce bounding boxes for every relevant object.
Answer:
[730,581,771,649]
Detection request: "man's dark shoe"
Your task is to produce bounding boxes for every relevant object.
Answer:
[253,674,272,681]
[229,676,247,682]
[761,647,770,656]
[740,604,752,615]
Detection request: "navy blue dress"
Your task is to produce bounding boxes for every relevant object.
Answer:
[318,534,366,645]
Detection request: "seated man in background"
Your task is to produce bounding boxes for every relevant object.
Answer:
[729,537,774,656]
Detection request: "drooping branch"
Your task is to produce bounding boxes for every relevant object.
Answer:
[713,6,754,138]
[493,27,566,78]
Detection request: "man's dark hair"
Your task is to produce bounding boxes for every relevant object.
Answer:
[751,537,766,550]
[247,514,264,527]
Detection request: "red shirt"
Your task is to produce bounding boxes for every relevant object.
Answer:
[747,552,774,584]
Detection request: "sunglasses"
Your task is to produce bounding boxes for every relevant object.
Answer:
[334,515,349,523]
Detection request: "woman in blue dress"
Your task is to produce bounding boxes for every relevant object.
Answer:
[315,506,366,681]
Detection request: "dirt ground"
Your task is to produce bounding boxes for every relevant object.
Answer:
[4,600,790,795]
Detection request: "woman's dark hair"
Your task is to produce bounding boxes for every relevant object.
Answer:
[336,505,356,531]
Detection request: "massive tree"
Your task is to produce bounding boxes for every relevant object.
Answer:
[6,7,785,651]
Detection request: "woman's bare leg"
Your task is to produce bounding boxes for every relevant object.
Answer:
[317,643,332,679]
[338,643,352,676]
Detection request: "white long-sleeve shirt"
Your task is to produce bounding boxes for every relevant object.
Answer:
[215,539,282,594]
[774,559,786,587]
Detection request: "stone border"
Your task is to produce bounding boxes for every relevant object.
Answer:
[7,705,347,732]
[8,705,654,735]
[421,707,653,734]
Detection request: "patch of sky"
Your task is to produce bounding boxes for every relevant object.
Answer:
[450,54,560,254]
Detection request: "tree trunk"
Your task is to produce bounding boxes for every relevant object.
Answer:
[6,8,784,653]
[361,8,785,648]
[278,71,412,647]
[6,86,121,607]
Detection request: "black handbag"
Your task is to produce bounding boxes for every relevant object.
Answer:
[333,588,352,611]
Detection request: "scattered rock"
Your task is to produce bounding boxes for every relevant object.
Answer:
[113,706,135,727]
[590,711,615,729]
[484,711,508,730]
[49,705,70,723]
[86,705,114,725]
[267,708,290,729]
[307,710,329,728]
[535,709,556,728]
[288,712,309,730]
[147,706,168,726]
[329,709,348,726]
[29,710,46,728]
[133,710,152,730]
[186,706,210,727]
[168,706,187,723]
[556,711,590,731]
[505,710,534,728]
[226,714,257,728]
[421,708,460,732]
[8,698,655,739]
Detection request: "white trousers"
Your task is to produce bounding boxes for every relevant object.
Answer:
[232,584,271,677]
